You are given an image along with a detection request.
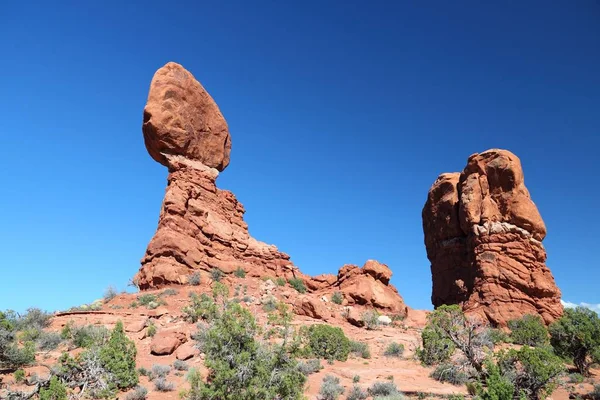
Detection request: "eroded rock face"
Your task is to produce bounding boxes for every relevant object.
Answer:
[423,149,562,326]
[143,62,231,171]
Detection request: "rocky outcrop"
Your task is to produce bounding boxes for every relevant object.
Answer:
[306,260,408,316]
[135,63,298,289]
[423,149,563,326]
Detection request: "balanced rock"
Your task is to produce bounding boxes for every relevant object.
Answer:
[142,62,231,170]
[422,149,563,326]
[135,63,299,289]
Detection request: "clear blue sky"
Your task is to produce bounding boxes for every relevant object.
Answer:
[1,1,599,313]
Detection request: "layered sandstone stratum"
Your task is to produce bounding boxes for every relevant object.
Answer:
[134,62,407,315]
[422,149,563,326]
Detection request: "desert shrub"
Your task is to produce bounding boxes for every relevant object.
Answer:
[361,310,380,330]
[305,324,350,361]
[430,363,468,385]
[375,395,406,400]
[192,302,306,399]
[480,360,515,400]
[319,375,344,400]
[125,386,148,400]
[103,286,118,302]
[384,342,404,357]
[549,307,600,376]
[233,267,246,278]
[183,293,218,323]
[154,377,174,391]
[146,323,156,337]
[15,308,52,331]
[98,321,138,389]
[137,294,164,309]
[287,277,307,293]
[369,381,400,397]
[189,271,201,286]
[508,315,549,347]
[418,305,492,374]
[71,324,110,348]
[353,375,360,383]
[151,364,171,379]
[350,341,371,359]
[488,328,511,344]
[38,331,62,351]
[496,346,564,400]
[0,310,15,330]
[262,297,278,312]
[137,366,150,377]
[210,268,224,282]
[39,376,68,400]
[417,325,455,365]
[161,288,178,296]
[14,368,25,383]
[331,292,343,305]
[276,277,286,286]
[173,359,189,371]
[569,373,584,383]
[0,329,35,369]
[297,358,322,375]
[347,385,368,400]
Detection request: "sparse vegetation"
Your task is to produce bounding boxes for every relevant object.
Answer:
[150,364,171,380]
[319,375,344,400]
[183,293,218,323]
[347,385,368,400]
[276,277,286,286]
[262,297,278,312]
[162,288,178,296]
[103,286,118,302]
[350,340,371,359]
[361,310,380,330]
[210,268,224,282]
[331,291,343,305]
[14,368,25,383]
[508,314,549,347]
[384,342,404,357]
[125,386,148,400]
[288,277,307,293]
[569,373,584,383]
[549,306,600,376]
[146,322,156,337]
[233,267,246,278]
[591,385,600,400]
[297,359,322,375]
[38,331,62,350]
[173,359,189,371]
[368,381,400,397]
[39,375,68,400]
[430,363,468,385]
[154,377,175,392]
[189,271,201,286]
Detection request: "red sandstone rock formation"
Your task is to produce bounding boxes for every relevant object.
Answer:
[422,149,562,326]
[135,63,298,289]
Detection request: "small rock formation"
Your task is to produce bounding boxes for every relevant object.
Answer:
[135,63,298,289]
[422,149,563,326]
[150,330,187,356]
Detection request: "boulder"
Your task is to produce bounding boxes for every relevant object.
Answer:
[294,296,330,320]
[150,331,187,355]
[175,342,199,361]
[422,149,563,326]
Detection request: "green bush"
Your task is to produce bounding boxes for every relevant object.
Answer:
[39,376,68,400]
[0,329,35,369]
[350,341,371,359]
[368,381,400,397]
[210,268,224,282]
[98,321,138,389]
[183,293,218,323]
[191,302,306,399]
[125,386,148,400]
[173,359,189,371]
[496,346,564,400]
[14,368,25,383]
[549,307,600,376]
[287,278,306,293]
[569,373,584,383]
[146,323,156,337]
[488,328,511,344]
[319,375,344,400]
[480,360,514,400]
[417,325,454,365]
[331,292,343,305]
[275,277,286,287]
[508,315,549,347]
[384,342,404,357]
[70,324,110,348]
[233,267,246,278]
[38,331,62,350]
[305,324,350,361]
